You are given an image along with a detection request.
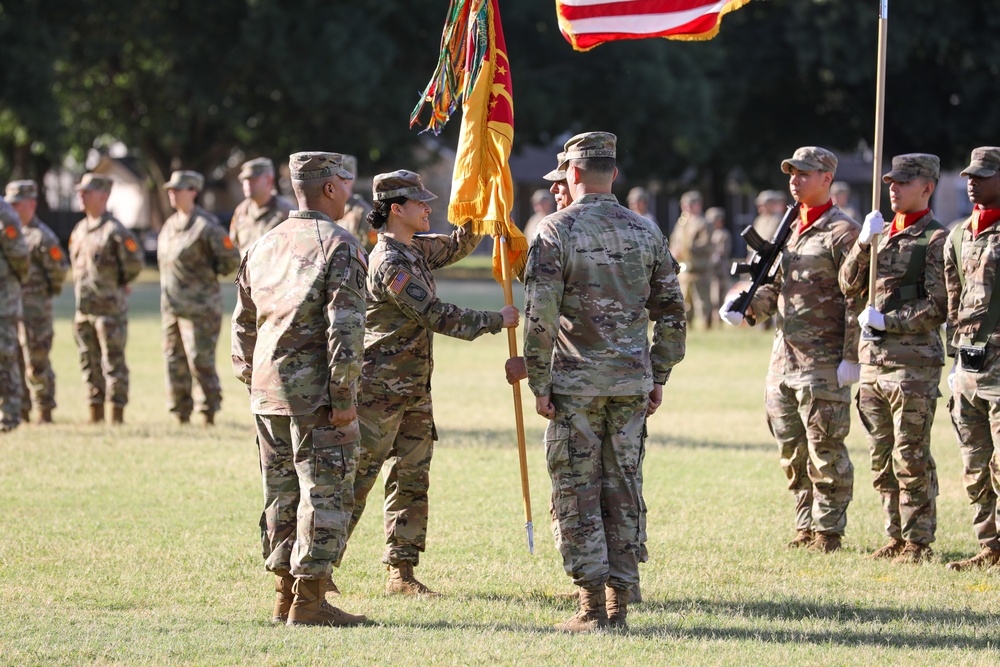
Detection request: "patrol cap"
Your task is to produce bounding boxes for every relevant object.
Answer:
[289,152,354,181]
[558,131,617,169]
[831,181,851,194]
[960,147,1000,178]
[680,190,703,207]
[75,173,114,193]
[781,146,838,174]
[883,153,941,183]
[627,186,648,203]
[5,180,38,203]
[531,188,552,204]
[543,152,567,182]
[341,154,359,178]
[372,170,437,202]
[163,170,205,191]
[706,206,725,223]
[755,190,785,206]
[238,157,274,180]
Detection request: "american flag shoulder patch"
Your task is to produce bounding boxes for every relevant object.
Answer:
[389,270,411,295]
[356,247,368,269]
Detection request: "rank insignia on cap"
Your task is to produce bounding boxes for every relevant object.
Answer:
[125,238,138,252]
[389,270,411,294]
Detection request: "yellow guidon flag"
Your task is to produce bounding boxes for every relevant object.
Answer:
[410,0,525,283]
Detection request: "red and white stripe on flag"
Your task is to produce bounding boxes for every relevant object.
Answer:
[556,0,752,51]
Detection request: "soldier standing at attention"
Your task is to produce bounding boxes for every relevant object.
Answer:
[707,206,732,318]
[838,154,947,564]
[627,186,657,226]
[336,155,376,253]
[523,188,556,242]
[523,132,686,632]
[6,180,69,424]
[720,147,862,553]
[229,157,295,255]
[232,151,369,627]
[832,181,860,223]
[69,174,144,424]
[750,190,787,245]
[0,198,29,432]
[159,170,240,425]
[671,190,713,330]
[338,170,518,597]
[943,146,1000,572]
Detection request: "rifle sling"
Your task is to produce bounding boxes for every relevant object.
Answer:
[950,223,1000,348]
[882,220,944,313]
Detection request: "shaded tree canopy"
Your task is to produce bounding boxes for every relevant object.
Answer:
[1,0,998,195]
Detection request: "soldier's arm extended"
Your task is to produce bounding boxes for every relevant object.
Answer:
[231,258,257,388]
[943,226,964,358]
[883,229,949,335]
[832,220,864,363]
[115,226,145,284]
[837,237,871,299]
[413,220,485,271]
[647,240,687,383]
[207,218,242,276]
[325,240,368,412]
[378,258,503,341]
[522,237,563,398]
[0,205,29,282]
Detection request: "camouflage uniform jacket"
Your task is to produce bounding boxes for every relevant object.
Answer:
[68,212,144,316]
[0,202,29,317]
[669,212,712,273]
[523,193,686,398]
[362,222,502,396]
[747,204,861,378]
[158,205,241,318]
[20,216,69,307]
[229,193,295,255]
[232,210,368,415]
[338,194,375,252]
[838,212,947,368]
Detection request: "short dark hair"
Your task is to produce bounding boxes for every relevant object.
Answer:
[569,157,616,175]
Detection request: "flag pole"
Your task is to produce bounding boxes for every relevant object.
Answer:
[866,0,889,305]
[497,234,534,554]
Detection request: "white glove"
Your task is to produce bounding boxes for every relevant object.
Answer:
[948,362,956,392]
[837,360,861,387]
[678,262,689,273]
[720,295,744,326]
[858,305,886,331]
[859,210,885,245]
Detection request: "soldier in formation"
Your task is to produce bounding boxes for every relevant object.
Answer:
[627,186,657,226]
[69,174,144,424]
[0,197,29,432]
[336,155,376,252]
[229,157,294,255]
[839,154,947,564]
[707,206,732,318]
[6,180,69,424]
[159,170,241,425]
[233,151,369,627]
[671,190,713,330]
[832,181,860,223]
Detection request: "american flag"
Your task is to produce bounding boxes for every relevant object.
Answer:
[388,270,411,295]
[556,0,752,51]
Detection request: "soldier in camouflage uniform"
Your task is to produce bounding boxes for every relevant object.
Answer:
[232,151,369,627]
[707,207,732,317]
[0,198,29,432]
[721,146,862,553]
[338,169,518,597]
[838,154,947,564]
[229,157,295,256]
[336,155,376,253]
[671,191,714,330]
[751,190,787,246]
[943,146,1000,572]
[6,181,69,424]
[160,170,241,425]
[523,132,686,633]
[69,174,145,424]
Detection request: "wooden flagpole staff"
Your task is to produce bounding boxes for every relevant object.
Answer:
[866,0,889,318]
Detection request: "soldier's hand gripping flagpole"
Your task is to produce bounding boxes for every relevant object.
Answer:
[863,0,889,341]
[498,234,534,554]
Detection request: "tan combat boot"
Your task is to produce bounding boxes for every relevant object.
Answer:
[606,586,629,629]
[386,562,439,596]
[786,529,814,549]
[38,408,53,424]
[272,571,296,624]
[286,577,367,627]
[808,532,842,554]
[867,537,905,560]
[111,406,124,424]
[945,547,1000,571]
[555,584,609,633]
[89,404,105,424]
[892,541,933,565]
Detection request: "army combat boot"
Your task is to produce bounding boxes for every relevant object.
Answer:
[606,586,629,629]
[808,532,842,554]
[272,571,296,624]
[786,529,813,549]
[111,405,124,424]
[945,547,1000,571]
[386,562,439,596]
[867,538,905,560]
[286,578,367,627]
[892,541,933,565]
[555,584,609,633]
[89,403,105,424]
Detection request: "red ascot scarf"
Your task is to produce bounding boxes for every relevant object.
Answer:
[890,209,930,236]
[972,206,1000,238]
[797,200,833,234]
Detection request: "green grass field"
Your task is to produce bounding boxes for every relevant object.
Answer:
[1,275,998,666]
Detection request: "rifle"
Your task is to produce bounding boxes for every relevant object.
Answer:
[727,202,802,316]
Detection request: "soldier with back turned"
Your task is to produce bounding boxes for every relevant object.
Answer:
[0,197,29,432]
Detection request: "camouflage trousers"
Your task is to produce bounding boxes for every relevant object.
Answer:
[162,310,223,417]
[547,393,647,589]
[679,271,713,329]
[948,377,1000,551]
[18,300,57,413]
[255,409,360,579]
[856,365,940,545]
[0,316,23,430]
[342,392,435,566]
[765,374,854,535]
[73,312,129,407]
